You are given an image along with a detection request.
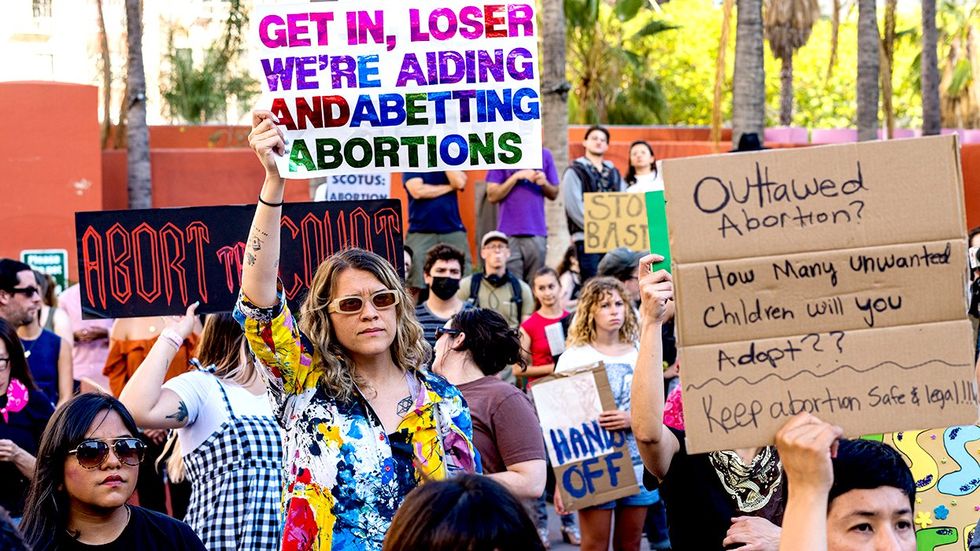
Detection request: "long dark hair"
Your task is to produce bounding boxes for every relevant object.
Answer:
[20,394,142,550]
[0,318,37,391]
[625,140,656,185]
[449,308,525,376]
[383,474,545,551]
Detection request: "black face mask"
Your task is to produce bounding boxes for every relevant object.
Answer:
[429,276,461,300]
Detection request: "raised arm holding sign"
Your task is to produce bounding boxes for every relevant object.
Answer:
[234,111,478,551]
[661,136,978,455]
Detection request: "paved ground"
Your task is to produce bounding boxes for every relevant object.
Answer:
[544,505,653,551]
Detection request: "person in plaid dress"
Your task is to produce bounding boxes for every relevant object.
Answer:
[236,110,479,551]
[120,309,282,549]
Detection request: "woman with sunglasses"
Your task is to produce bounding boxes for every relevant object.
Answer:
[20,393,206,550]
[430,308,546,501]
[0,319,54,521]
[237,110,478,551]
[120,305,281,550]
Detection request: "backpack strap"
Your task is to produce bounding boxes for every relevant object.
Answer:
[508,273,524,322]
[468,273,484,307]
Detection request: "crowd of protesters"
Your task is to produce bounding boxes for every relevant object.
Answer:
[0,118,976,551]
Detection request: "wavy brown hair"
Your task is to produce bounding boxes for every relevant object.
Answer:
[567,277,639,347]
[299,248,429,402]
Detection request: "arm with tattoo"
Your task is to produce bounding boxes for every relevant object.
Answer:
[241,109,287,308]
[119,303,199,430]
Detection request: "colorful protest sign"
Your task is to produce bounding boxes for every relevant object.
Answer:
[645,191,671,273]
[584,192,649,253]
[75,200,403,319]
[314,173,392,201]
[876,425,980,549]
[662,135,978,453]
[530,363,639,511]
[21,249,69,294]
[252,1,542,176]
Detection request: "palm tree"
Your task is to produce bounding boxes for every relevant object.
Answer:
[827,0,842,79]
[922,0,941,134]
[712,0,735,145]
[880,0,897,138]
[764,0,821,126]
[126,0,151,208]
[565,0,674,123]
[938,0,980,128]
[856,0,880,141]
[95,0,111,148]
[733,0,765,147]
[541,0,571,266]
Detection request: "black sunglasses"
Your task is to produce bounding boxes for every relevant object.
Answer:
[68,437,146,469]
[435,327,462,340]
[8,286,39,297]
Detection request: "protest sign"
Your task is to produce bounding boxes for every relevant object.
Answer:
[645,191,671,273]
[314,173,391,201]
[530,363,638,511]
[252,1,542,176]
[21,249,69,293]
[876,425,980,548]
[75,199,403,319]
[662,135,978,453]
[584,192,649,253]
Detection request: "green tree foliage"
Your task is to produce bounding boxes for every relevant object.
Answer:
[620,0,924,128]
[161,0,258,123]
[565,0,677,124]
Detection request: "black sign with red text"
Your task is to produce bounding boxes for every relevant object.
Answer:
[75,200,404,318]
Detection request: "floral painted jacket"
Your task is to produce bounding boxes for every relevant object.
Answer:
[235,288,479,551]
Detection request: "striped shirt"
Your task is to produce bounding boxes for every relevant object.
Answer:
[414,301,473,349]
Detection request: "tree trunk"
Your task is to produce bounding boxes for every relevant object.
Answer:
[732,0,765,148]
[96,0,111,149]
[881,0,896,139]
[779,55,793,126]
[126,0,152,209]
[922,0,941,135]
[857,0,880,142]
[541,0,570,267]
[827,0,841,79]
[711,0,734,146]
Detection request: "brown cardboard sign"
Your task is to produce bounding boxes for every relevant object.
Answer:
[530,363,639,511]
[662,136,979,453]
[584,192,649,253]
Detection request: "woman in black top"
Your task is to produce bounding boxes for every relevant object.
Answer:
[20,393,205,550]
[631,256,784,551]
[0,319,53,519]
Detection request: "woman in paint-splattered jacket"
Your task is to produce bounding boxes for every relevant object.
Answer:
[235,111,479,551]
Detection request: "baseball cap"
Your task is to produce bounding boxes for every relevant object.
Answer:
[598,247,645,280]
[481,231,509,248]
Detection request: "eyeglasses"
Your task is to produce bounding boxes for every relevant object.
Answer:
[435,327,461,340]
[67,437,146,469]
[327,289,399,314]
[0,357,9,372]
[9,286,39,297]
[483,244,508,253]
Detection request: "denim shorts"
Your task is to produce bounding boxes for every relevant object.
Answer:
[586,465,660,510]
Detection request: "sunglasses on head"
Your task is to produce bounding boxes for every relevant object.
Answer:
[327,289,399,314]
[8,286,39,297]
[68,437,146,469]
[435,326,461,340]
